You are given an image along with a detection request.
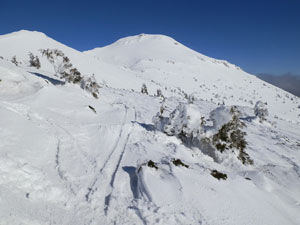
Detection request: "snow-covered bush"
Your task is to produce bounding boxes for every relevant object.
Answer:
[156,89,163,98]
[41,48,100,98]
[172,159,189,168]
[211,107,253,165]
[40,49,72,76]
[61,68,82,84]
[211,170,227,180]
[141,83,148,95]
[28,52,41,69]
[153,103,205,145]
[153,103,253,165]
[209,106,233,130]
[11,56,18,66]
[80,75,101,99]
[188,94,195,104]
[254,101,268,122]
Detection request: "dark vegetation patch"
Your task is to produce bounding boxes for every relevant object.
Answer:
[211,170,227,180]
[212,110,253,165]
[138,160,159,173]
[88,105,96,113]
[147,160,158,170]
[172,159,189,168]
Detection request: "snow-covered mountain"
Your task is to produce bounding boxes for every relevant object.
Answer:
[0,30,300,225]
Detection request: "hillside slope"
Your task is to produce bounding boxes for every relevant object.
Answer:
[0,31,300,225]
[0,30,299,122]
[85,33,300,122]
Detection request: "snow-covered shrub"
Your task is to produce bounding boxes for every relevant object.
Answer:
[40,49,73,76]
[211,107,253,165]
[61,68,82,84]
[156,89,163,98]
[153,104,253,165]
[80,75,101,99]
[188,94,195,104]
[211,170,227,180]
[209,106,233,130]
[153,103,205,145]
[254,101,268,122]
[41,49,100,98]
[28,52,41,69]
[11,56,18,66]
[138,160,158,173]
[141,83,148,95]
[172,159,189,168]
[153,102,253,165]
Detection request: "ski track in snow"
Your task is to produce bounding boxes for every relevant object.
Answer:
[104,105,136,215]
[85,104,131,203]
[82,103,149,225]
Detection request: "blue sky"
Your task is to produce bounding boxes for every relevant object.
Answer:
[1,0,299,75]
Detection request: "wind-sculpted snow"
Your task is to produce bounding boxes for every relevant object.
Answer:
[0,31,300,224]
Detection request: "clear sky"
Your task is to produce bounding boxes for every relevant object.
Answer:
[1,0,299,75]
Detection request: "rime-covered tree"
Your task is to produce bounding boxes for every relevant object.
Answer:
[153,103,253,165]
[156,89,162,97]
[28,52,41,69]
[212,107,253,165]
[141,83,148,95]
[153,103,205,145]
[188,94,195,104]
[40,49,100,98]
[11,56,18,66]
[254,101,268,122]
[81,74,101,99]
[62,68,82,84]
[40,49,72,76]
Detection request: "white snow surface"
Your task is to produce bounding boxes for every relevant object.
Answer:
[0,30,300,225]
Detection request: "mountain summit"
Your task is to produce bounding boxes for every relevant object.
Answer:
[84,33,239,69]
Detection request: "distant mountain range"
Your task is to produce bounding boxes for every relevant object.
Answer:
[257,73,300,97]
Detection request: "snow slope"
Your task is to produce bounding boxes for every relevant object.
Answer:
[0,30,300,225]
[0,30,299,122]
[85,33,300,122]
